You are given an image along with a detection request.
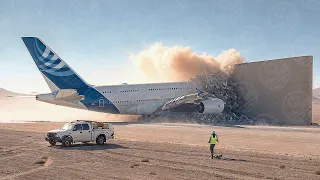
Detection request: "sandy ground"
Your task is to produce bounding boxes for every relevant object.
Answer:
[0,122,320,180]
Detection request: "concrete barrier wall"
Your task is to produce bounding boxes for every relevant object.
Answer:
[232,56,313,125]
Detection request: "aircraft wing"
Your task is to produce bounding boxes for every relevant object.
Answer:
[153,88,213,113]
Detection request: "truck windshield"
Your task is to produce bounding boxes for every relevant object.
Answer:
[61,123,73,130]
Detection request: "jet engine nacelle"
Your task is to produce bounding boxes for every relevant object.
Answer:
[197,98,224,114]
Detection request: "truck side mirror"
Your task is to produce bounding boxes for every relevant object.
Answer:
[73,127,77,131]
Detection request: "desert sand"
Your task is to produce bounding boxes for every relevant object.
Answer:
[0,122,320,180]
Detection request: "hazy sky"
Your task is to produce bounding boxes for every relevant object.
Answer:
[0,0,320,93]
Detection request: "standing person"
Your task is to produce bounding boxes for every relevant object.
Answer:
[208,131,219,159]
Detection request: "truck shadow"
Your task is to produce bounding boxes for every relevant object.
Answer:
[52,143,128,151]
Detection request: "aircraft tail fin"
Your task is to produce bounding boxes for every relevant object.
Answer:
[22,37,89,92]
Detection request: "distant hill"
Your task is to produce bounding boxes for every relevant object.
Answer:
[313,87,320,98]
[313,96,320,104]
[0,88,22,97]
[313,88,320,104]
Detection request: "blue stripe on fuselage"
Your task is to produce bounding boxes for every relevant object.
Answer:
[77,86,120,114]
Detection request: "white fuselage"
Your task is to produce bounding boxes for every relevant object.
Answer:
[37,81,196,115]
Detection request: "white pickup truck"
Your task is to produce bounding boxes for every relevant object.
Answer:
[45,120,115,147]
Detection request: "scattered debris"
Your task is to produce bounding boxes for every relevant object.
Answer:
[34,156,53,167]
[131,163,140,168]
[34,156,48,165]
[214,154,223,159]
[139,69,255,125]
[141,158,149,162]
[279,165,285,169]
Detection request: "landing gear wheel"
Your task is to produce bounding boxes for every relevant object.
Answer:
[62,137,72,147]
[96,135,105,145]
[49,140,56,146]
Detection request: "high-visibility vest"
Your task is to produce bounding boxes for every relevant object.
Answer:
[210,135,217,144]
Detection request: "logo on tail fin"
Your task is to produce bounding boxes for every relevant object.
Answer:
[31,38,74,76]
[22,37,88,90]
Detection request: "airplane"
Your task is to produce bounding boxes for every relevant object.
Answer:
[19,37,224,115]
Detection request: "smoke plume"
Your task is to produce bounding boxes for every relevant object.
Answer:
[130,43,245,82]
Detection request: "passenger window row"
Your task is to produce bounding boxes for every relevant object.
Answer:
[112,101,129,104]
[105,98,173,104]
[137,99,160,102]
[120,90,139,92]
[102,87,191,94]
[148,87,191,91]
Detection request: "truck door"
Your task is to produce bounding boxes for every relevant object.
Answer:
[80,123,92,142]
[72,124,83,142]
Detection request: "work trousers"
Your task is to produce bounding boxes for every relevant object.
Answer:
[210,144,215,155]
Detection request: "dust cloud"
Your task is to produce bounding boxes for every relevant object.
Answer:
[130,43,245,82]
[131,43,250,125]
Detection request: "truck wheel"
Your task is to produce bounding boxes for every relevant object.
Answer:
[62,137,72,147]
[96,135,105,145]
[49,140,56,146]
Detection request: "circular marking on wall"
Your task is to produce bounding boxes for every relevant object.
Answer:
[258,60,291,91]
[282,91,311,123]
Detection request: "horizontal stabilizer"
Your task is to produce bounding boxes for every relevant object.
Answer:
[54,89,84,101]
